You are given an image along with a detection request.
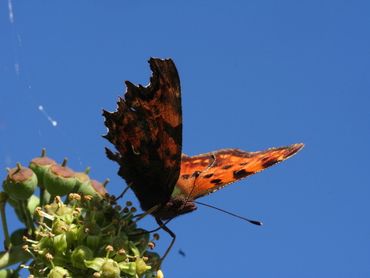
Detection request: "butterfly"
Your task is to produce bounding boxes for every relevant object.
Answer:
[103,58,303,257]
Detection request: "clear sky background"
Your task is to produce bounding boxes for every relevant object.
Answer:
[1,1,370,277]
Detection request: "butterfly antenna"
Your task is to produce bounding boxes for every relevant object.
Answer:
[183,172,200,204]
[195,201,263,226]
[184,153,217,205]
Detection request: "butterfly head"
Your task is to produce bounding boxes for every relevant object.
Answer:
[153,196,197,220]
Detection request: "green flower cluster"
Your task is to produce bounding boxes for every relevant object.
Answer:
[0,150,164,278]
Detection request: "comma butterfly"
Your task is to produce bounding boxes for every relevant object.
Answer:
[103,58,303,257]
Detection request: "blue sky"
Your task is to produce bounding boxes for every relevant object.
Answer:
[1,1,370,277]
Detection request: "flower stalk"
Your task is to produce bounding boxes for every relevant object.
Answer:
[0,192,11,249]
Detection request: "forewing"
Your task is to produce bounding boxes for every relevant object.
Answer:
[103,58,182,211]
[175,143,304,199]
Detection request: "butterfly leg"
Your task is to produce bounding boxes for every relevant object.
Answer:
[115,181,135,201]
[133,204,160,223]
[155,217,176,261]
[114,185,130,201]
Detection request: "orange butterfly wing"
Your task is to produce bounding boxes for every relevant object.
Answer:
[174,143,304,199]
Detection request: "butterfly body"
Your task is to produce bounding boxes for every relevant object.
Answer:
[103,58,303,221]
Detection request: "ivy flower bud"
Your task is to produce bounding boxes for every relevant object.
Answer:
[3,164,37,200]
[90,179,108,197]
[37,235,53,250]
[45,202,73,218]
[29,149,57,188]
[43,163,76,196]
[86,234,101,251]
[119,261,136,276]
[53,233,68,253]
[71,245,94,269]
[135,257,151,275]
[65,224,80,244]
[112,234,128,250]
[28,194,40,215]
[74,171,97,197]
[85,258,121,277]
[47,266,71,278]
[156,270,164,278]
[114,249,127,263]
[100,259,121,278]
[52,219,69,235]
[144,251,161,271]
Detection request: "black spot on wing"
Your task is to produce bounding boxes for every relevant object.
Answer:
[210,179,222,184]
[203,173,214,179]
[182,174,190,180]
[192,171,201,178]
[233,169,253,179]
[262,159,278,168]
[222,165,232,169]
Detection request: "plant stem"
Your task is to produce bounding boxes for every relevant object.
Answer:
[19,200,34,235]
[0,193,10,249]
[40,187,45,207]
